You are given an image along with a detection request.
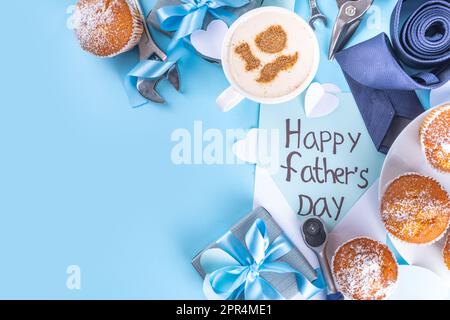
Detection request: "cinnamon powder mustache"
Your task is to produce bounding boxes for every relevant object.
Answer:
[256,52,299,83]
[234,42,261,71]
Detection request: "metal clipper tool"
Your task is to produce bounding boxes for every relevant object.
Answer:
[329,0,373,60]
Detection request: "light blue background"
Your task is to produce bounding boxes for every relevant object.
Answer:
[0,0,424,298]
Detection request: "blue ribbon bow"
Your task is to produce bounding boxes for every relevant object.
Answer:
[157,0,249,51]
[200,219,322,300]
[125,0,249,107]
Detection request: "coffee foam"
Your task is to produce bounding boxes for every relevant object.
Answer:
[225,10,316,99]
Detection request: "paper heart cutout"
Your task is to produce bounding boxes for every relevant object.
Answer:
[232,128,259,164]
[304,82,341,118]
[232,128,280,174]
[191,20,228,60]
[430,80,450,107]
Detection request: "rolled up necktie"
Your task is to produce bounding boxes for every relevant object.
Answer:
[391,0,450,69]
[336,0,450,154]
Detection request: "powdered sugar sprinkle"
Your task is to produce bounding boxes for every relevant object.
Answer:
[333,238,397,300]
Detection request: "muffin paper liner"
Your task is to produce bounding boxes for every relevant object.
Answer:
[443,233,450,270]
[419,104,450,175]
[104,0,143,58]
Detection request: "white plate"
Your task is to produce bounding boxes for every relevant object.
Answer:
[388,265,450,300]
[379,107,450,286]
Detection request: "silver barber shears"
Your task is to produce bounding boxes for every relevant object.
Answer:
[329,0,373,60]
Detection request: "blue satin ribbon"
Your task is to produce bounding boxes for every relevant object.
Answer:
[125,59,177,107]
[126,0,249,107]
[200,219,322,300]
[157,0,249,51]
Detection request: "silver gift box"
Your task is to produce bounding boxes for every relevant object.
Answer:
[192,207,318,300]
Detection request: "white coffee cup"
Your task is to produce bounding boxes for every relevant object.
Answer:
[217,7,320,112]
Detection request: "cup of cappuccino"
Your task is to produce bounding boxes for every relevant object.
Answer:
[217,6,320,112]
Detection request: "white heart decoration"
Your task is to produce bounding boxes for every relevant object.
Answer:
[190,20,228,60]
[232,128,259,164]
[304,82,341,118]
[232,129,281,174]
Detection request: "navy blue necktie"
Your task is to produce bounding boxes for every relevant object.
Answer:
[336,0,450,154]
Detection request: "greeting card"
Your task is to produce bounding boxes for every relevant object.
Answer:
[257,90,385,231]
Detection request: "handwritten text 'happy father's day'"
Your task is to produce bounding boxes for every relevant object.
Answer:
[280,119,369,222]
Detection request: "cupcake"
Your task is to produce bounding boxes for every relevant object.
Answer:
[332,237,398,300]
[444,233,450,270]
[73,0,143,57]
[381,173,450,244]
[419,104,450,173]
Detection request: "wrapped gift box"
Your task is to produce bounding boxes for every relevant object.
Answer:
[192,207,319,300]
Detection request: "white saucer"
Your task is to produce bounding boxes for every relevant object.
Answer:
[379,106,450,286]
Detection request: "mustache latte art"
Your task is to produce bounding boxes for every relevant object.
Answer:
[225,9,317,99]
[234,24,299,84]
[257,52,299,83]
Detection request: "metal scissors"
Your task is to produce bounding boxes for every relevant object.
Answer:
[132,0,180,104]
[328,0,373,60]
